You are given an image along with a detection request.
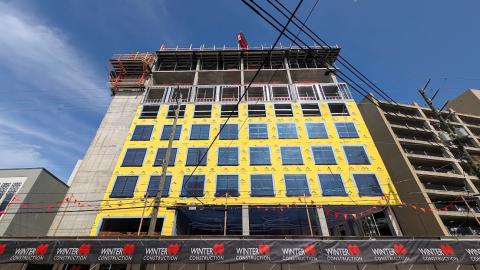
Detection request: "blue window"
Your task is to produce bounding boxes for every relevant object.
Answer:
[277,123,298,139]
[219,124,238,140]
[335,122,359,138]
[305,123,328,139]
[343,146,370,165]
[154,148,177,166]
[121,149,146,167]
[318,174,347,196]
[312,146,336,165]
[216,175,239,197]
[131,125,153,141]
[218,147,239,166]
[250,147,271,165]
[250,175,274,197]
[186,148,208,166]
[280,147,303,165]
[353,174,383,196]
[146,175,172,197]
[190,124,210,140]
[110,176,138,198]
[181,175,205,197]
[161,125,182,140]
[249,123,268,139]
[284,174,310,196]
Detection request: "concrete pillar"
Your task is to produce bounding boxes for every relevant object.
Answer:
[240,57,245,98]
[283,57,295,102]
[316,207,330,236]
[242,205,249,236]
[191,59,201,103]
[386,207,403,236]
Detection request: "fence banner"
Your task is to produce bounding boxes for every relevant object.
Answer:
[0,239,479,265]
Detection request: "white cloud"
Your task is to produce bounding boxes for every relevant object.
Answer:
[0,2,110,180]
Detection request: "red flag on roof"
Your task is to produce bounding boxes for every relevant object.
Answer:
[237,32,248,49]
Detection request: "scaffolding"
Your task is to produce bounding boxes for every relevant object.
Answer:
[109,52,155,92]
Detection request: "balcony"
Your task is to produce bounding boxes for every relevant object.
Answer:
[448,226,480,236]
[424,183,470,193]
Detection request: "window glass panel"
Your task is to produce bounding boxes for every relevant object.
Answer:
[154,148,177,166]
[131,125,153,141]
[110,176,138,198]
[221,104,239,117]
[140,105,159,119]
[216,175,239,197]
[181,175,205,197]
[328,103,349,116]
[305,123,328,139]
[344,146,370,165]
[218,147,239,166]
[121,149,146,167]
[353,174,383,196]
[248,104,266,117]
[318,174,347,196]
[219,124,238,140]
[250,175,275,197]
[249,124,268,139]
[335,122,359,138]
[312,146,336,165]
[190,124,210,140]
[301,103,321,116]
[280,147,303,165]
[274,104,293,117]
[146,175,172,197]
[194,105,212,118]
[161,125,182,140]
[277,123,298,139]
[167,105,186,118]
[284,174,310,196]
[250,147,271,165]
[186,148,208,166]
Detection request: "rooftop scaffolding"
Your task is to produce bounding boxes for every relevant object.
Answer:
[108,52,155,93]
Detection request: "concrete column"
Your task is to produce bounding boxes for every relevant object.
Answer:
[240,57,245,98]
[242,205,249,236]
[316,207,330,236]
[283,57,295,102]
[386,207,403,236]
[191,59,201,103]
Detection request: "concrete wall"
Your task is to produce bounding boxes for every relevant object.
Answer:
[0,168,68,237]
[357,99,447,236]
[447,89,480,116]
[48,91,143,236]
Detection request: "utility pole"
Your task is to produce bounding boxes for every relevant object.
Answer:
[148,87,181,235]
[419,79,480,179]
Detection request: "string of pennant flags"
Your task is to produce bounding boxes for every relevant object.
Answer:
[0,192,459,220]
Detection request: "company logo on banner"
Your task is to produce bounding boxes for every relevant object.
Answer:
[97,243,135,262]
[189,243,224,261]
[143,243,180,262]
[325,244,363,262]
[371,243,409,262]
[53,243,91,262]
[10,243,48,262]
[418,244,458,262]
[235,243,271,261]
[281,244,317,261]
[465,248,480,262]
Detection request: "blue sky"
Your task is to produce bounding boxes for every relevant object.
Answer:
[0,0,479,181]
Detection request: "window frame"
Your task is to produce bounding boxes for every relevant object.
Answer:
[215,174,240,197]
[310,145,337,165]
[160,125,182,140]
[110,175,138,198]
[248,104,267,117]
[190,124,210,140]
[153,148,178,167]
[276,123,298,139]
[283,174,311,197]
[342,145,371,165]
[300,103,322,116]
[250,174,275,197]
[305,122,328,139]
[274,103,294,117]
[334,121,359,138]
[318,173,348,196]
[139,105,160,119]
[249,146,272,165]
[280,146,304,165]
[217,147,239,166]
[121,148,147,167]
[180,175,206,197]
[166,104,186,118]
[219,124,239,140]
[146,174,172,198]
[351,172,384,197]
[186,147,209,166]
[328,102,350,116]
[131,125,154,141]
[249,123,268,139]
